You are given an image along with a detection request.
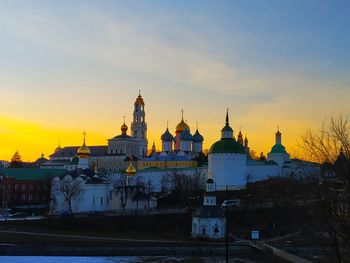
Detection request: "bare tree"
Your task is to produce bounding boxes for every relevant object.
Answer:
[299,114,349,163]
[299,114,350,262]
[53,176,83,215]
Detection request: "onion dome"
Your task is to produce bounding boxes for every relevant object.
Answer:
[77,133,90,158]
[125,157,136,176]
[135,91,145,106]
[121,122,128,135]
[176,119,190,132]
[179,128,193,141]
[192,129,204,143]
[176,110,190,132]
[161,128,174,142]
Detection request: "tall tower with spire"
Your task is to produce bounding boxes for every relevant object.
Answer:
[208,110,247,189]
[131,91,148,157]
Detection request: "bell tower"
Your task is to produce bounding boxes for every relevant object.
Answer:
[131,91,148,156]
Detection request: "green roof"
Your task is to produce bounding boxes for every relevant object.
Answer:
[221,124,233,132]
[269,144,287,154]
[0,168,66,181]
[70,156,79,165]
[209,138,246,154]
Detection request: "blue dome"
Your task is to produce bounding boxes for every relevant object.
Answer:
[161,128,174,142]
[179,128,193,141]
[192,129,204,143]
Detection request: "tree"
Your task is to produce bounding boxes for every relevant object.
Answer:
[299,114,349,163]
[10,151,23,168]
[166,169,206,208]
[299,114,350,262]
[52,175,83,215]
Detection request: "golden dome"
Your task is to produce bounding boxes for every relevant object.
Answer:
[125,158,136,176]
[121,122,128,132]
[77,133,90,158]
[176,119,190,132]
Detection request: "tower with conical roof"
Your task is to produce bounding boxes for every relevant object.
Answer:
[267,126,290,167]
[208,110,247,189]
[131,91,148,157]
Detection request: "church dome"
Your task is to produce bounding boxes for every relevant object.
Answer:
[269,144,287,154]
[221,124,233,132]
[209,138,246,154]
[179,128,193,141]
[125,159,136,176]
[192,129,204,143]
[161,128,174,142]
[77,136,90,158]
[121,122,128,132]
[176,119,190,132]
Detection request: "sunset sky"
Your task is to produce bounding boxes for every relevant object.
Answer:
[0,1,349,161]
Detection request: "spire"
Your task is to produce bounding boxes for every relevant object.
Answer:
[181,109,184,120]
[55,138,62,153]
[275,125,282,144]
[244,134,249,147]
[226,108,229,126]
[82,131,86,145]
[221,108,233,139]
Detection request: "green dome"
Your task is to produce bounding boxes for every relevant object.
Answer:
[269,144,287,154]
[209,138,246,154]
[70,155,79,165]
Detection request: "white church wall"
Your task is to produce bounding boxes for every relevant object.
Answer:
[208,153,246,189]
[246,164,281,182]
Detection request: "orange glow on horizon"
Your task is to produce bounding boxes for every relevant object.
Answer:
[0,114,304,162]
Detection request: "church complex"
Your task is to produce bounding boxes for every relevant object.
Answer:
[1,92,320,217]
[42,92,319,191]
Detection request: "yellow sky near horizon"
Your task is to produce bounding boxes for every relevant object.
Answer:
[0,108,311,162]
